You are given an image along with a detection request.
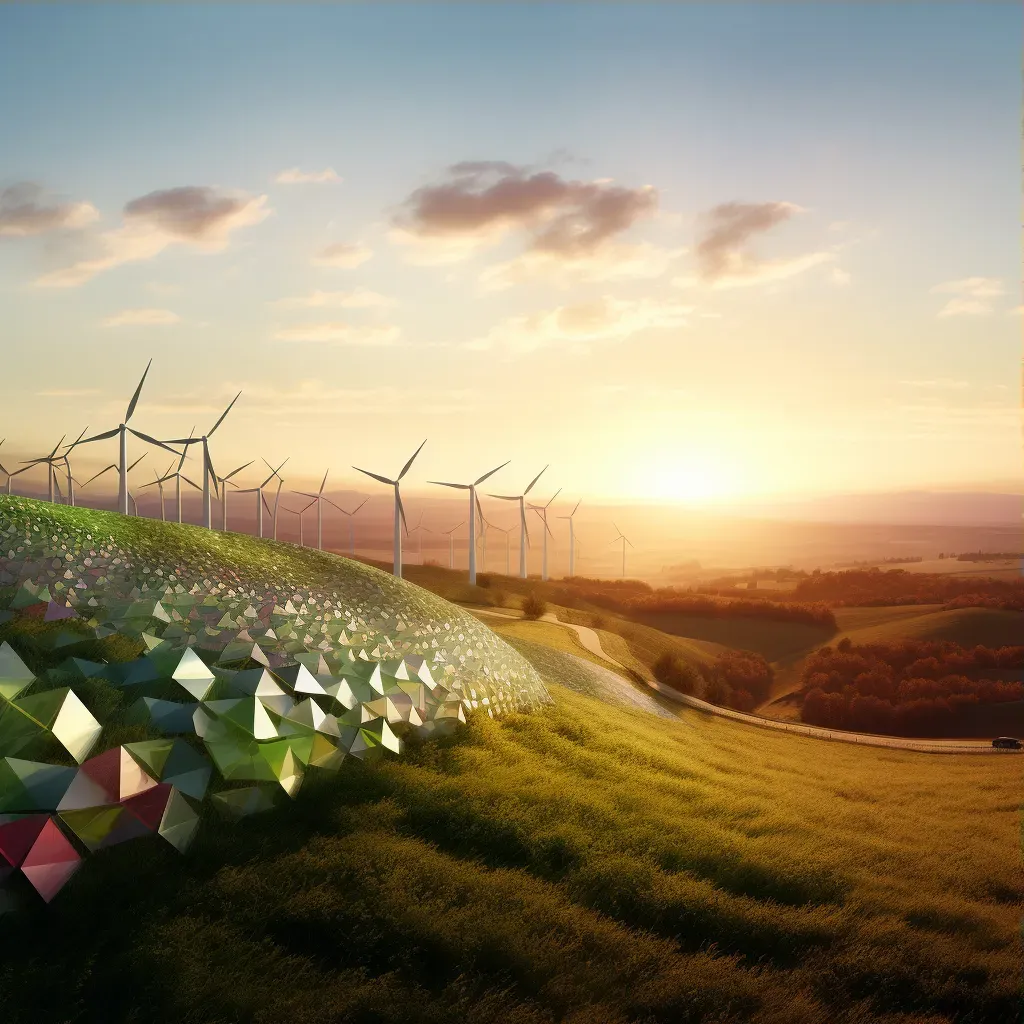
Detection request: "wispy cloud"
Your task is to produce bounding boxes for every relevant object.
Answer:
[899,379,970,389]
[274,167,342,185]
[390,161,659,271]
[271,322,400,345]
[35,185,270,287]
[930,277,1005,317]
[677,200,835,289]
[467,296,691,355]
[311,242,373,268]
[100,307,180,327]
[270,287,394,309]
[830,267,851,286]
[0,182,99,237]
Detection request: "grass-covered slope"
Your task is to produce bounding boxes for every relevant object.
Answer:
[0,683,1020,1023]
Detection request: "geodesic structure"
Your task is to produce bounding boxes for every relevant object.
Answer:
[0,497,549,910]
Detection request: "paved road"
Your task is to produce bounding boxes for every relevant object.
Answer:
[468,605,1018,756]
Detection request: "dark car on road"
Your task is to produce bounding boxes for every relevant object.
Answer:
[992,736,1022,749]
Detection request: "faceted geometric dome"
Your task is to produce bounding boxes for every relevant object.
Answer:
[0,496,549,909]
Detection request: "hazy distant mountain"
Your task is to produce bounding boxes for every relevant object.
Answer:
[720,491,1023,527]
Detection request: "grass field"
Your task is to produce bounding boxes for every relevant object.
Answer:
[1,682,1020,1023]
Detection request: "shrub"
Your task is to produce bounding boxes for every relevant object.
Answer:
[522,593,548,620]
[652,652,702,696]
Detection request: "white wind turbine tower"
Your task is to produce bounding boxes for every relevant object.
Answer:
[406,510,434,564]
[59,426,91,507]
[294,469,331,550]
[254,456,289,540]
[528,488,561,582]
[141,465,173,521]
[428,460,509,586]
[214,460,255,532]
[488,465,547,580]
[164,392,242,528]
[323,496,367,557]
[611,522,634,579]
[557,500,582,578]
[75,360,182,515]
[441,521,465,570]
[353,439,427,579]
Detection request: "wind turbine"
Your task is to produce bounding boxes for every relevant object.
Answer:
[441,521,465,570]
[59,426,91,507]
[81,453,148,509]
[407,510,434,564]
[488,465,547,580]
[74,360,181,514]
[427,460,509,586]
[528,489,561,582]
[144,465,172,521]
[611,522,634,579]
[19,435,67,503]
[164,392,242,528]
[353,439,427,579]
[281,497,317,547]
[294,469,331,550]
[324,496,367,557]
[487,518,515,576]
[215,460,255,532]
[261,457,289,541]
[557,500,582,578]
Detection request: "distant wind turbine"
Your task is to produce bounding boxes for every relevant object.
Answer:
[80,453,148,508]
[19,434,67,503]
[557,500,582,578]
[428,460,509,586]
[407,510,434,563]
[442,521,465,570]
[164,392,242,528]
[215,460,255,532]
[611,522,634,579]
[294,469,331,550]
[59,426,91,507]
[353,439,427,579]
[488,465,547,580]
[487,518,516,576]
[74,360,182,514]
[323,496,367,557]
[281,497,317,547]
[528,489,561,582]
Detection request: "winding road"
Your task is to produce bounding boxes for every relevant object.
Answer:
[468,605,1018,756]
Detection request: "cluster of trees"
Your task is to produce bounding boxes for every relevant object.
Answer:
[654,649,774,713]
[788,569,1024,610]
[799,638,1024,736]
[951,551,1024,561]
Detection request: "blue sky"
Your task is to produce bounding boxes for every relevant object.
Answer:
[1,2,1020,506]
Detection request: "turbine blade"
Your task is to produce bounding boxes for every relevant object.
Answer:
[204,447,220,497]
[319,468,329,493]
[180,475,203,492]
[295,491,319,499]
[398,438,427,480]
[127,453,147,472]
[224,460,254,481]
[545,487,562,507]
[262,492,273,517]
[353,466,395,487]
[474,460,510,485]
[524,464,548,496]
[47,434,67,460]
[208,391,241,436]
[127,428,181,455]
[77,427,121,445]
[352,497,368,514]
[397,489,409,536]
[571,499,581,516]
[82,464,116,486]
[427,481,469,489]
[487,493,519,501]
[323,497,344,512]
[125,358,152,423]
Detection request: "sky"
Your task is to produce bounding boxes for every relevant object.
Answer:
[1,2,1020,515]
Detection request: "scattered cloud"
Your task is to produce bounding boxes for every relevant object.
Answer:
[100,307,181,327]
[271,322,400,345]
[479,242,687,291]
[683,200,834,288]
[467,296,692,355]
[830,267,851,286]
[0,182,99,237]
[270,287,394,309]
[311,242,373,268]
[35,185,270,287]
[274,167,342,184]
[391,161,659,270]
[931,277,1005,317]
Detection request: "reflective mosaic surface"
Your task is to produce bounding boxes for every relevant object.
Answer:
[0,497,549,909]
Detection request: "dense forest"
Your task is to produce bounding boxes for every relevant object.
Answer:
[798,638,1024,736]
